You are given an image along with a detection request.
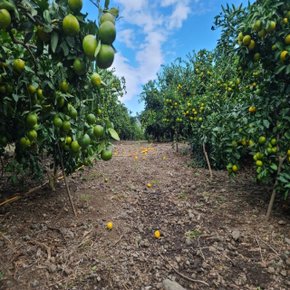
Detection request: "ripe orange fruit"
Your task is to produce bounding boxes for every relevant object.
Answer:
[93,125,104,138]
[13,59,25,73]
[97,44,115,69]
[106,221,113,230]
[82,35,97,59]
[100,12,115,24]
[26,113,38,128]
[68,0,83,13]
[73,58,86,75]
[71,140,80,153]
[91,72,102,87]
[62,14,80,36]
[101,149,112,161]
[0,9,11,29]
[280,51,288,62]
[98,21,116,45]
[248,106,256,113]
[59,80,69,92]
[154,230,161,239]
[232,165,238,172]
[285,34,290,45]
[242,35,251,46]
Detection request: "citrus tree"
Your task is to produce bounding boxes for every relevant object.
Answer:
[0,0,122,188]
[140,0,290,218]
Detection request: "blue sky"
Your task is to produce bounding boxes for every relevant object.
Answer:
[83,0,249,116]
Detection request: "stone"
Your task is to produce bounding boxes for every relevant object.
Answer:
[232,230,241,241]
[267,266,275,274]
[162,279,187,290]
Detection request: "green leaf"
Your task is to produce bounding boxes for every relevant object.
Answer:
[270,163,278,171]
[108,128,120,141]
[51,32,59,53]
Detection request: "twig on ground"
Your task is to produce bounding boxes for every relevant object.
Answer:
[257,237,280,257]
[29,240,51,262]
[254,235,264,263]
[158,252,209,286]
[113,234,124,247]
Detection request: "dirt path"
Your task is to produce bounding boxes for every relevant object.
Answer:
[0,142,289,290]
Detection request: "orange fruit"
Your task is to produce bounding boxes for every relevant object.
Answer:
[100,12,115,24]
[154,230,161,239]
[20,137,31,148]
[98,21,116,45]
[86,113,96,124]
[71,140,80,153]
[91,72,102,87]
[101,149,112,161]
[27,84,37,95]
[242,35,251,46]
[62,14,80,36]
[93,125,104,138]
[26,113,38,128]
[62,121,71,132]
[256,160,263,167]
[280,51,288,62]
[81,133,91,148]
[266,21,276,32]
[248,40,255,50]
[37,88,43,98]
[97,44,115,69]
[232,165,238,172]
[253,52,261,61]
[0,9,11,29]
[68,0,83,13]
[82,35,98,59]
[59,80,69,92]
[253,20,262,32]
[248,106,256,113]
[285,34,290,45]
[106,221,113,230]
[13,59,25,73]
[258,136,266,144]
[53,115,63,128]
[27,129,37,141]
[73,58,86,75]
[65,136,72,144]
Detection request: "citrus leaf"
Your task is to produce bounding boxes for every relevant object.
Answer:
[51,32,59,53]
[108,128,120,141]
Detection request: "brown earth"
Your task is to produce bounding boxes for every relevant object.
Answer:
[0,141,289,290]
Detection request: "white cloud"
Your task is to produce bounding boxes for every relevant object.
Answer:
[113,0,194,104]
[118,29,135,49]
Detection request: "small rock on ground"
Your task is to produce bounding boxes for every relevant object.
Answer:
[163,279,187,290]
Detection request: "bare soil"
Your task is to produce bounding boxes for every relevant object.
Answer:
[0,141,289,290]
